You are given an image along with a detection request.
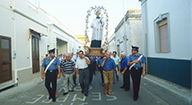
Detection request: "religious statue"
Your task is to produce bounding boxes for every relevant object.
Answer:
[90,9,105,48]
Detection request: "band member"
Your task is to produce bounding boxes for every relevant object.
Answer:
[41,48,60,102]
[128,46,146,101]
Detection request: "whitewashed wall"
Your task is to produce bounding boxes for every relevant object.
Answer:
[190,1,192,59]
[108,34,116,53]
[0,0,15,71]
[128,19,143,55]
[14,7,48,70]
[0,0,82,87]
[145,0,191,60]
[115,13,142,56]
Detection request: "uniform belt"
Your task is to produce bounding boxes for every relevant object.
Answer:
[79,67,88,70]
[132,67,142,70]
[47,69,57,72]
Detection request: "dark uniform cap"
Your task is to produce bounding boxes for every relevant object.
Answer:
[48,48,55,53]
[132,45,139,51]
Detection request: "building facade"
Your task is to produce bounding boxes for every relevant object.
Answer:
[0,0,81,89]
[139,0,191,88]
[112,10,142,56]
[75,35,90,52]
[108,34,117,54]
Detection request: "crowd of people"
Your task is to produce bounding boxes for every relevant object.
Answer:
[41,45,146,102]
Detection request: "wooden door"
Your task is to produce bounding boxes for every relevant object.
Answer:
[32,36,40,73]
[0,36,12,83]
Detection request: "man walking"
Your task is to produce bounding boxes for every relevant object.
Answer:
[120,52,130,91]
[75,51,90,96]
[41,48,60,102]
[128,46,146,101]
[111,51,121,83]
[101,52,119,95]
[60,54,75,95]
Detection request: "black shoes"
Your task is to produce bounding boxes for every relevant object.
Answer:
[81,90,84,94]
[134,94,139,101]
[69,90,74,92]
[48,96,52,100]
[63,92,68,95]
[52,98,56,102]
[134,97,138,101]
[124,89,130,91]
[64,90,74,95]
[120,86,125,88]
[84,93,88,96]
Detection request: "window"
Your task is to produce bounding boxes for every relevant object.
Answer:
[154,13,170,53]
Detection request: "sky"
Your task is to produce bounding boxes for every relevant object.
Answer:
[38,0,141,38]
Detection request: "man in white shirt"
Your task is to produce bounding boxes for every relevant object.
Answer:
[111,51,121,83]
[75,51,90,96]
[63,54,66,61]
[71,52,79,62]
[58,54,63,62]
[90,9,105,48]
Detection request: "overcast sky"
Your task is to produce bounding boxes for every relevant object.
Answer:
[39,0,141,38]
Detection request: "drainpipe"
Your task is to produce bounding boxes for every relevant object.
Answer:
[140,0,148,73]
[144,1,148,73]
[12,0,18,85]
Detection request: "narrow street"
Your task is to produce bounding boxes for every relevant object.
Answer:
[0,71,189,105]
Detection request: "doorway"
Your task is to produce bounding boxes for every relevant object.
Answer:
[0,36,12,83]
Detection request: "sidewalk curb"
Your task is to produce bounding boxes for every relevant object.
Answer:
[143,74,191,103]
[0,77,44,101]
[0,77,63,101]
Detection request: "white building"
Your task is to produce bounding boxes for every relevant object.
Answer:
[0,0,81,89]
[114,10,142,56]
[108,34,116,54]
[139,0,191,89]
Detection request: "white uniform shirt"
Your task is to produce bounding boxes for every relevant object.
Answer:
[91,17,105,41]
[111,55,121,65]
[75,57,90,69]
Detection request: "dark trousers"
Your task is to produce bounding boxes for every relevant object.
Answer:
[121,69,130,89]
[113,65,119,82]
[98,67,104,83]
[79,68,90,95]
[93,62,96,75]
[91,40,101,47]
[45,70,57,99]
[131,67,142,98]
[73,72,76,84]
[89,63,95,83]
